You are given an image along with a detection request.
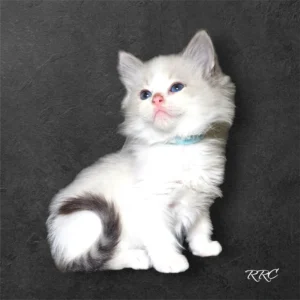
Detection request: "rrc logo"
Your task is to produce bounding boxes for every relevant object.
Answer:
[245,269,279,282]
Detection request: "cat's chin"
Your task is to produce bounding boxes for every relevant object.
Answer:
[152,114,177,132]
[154,110,173,119]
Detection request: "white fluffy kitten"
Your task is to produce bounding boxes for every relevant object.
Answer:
[47,30,235,273]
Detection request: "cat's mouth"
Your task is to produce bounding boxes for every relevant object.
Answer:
[154,108,173,119]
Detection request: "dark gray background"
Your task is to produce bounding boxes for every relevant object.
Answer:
[1,1,299,299]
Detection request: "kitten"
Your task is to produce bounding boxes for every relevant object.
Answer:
[47,30,235,273]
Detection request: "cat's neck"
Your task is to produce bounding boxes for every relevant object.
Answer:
[165,122,230,145]
[122,122,230,149]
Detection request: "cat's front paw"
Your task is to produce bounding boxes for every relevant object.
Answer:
[190,240,222,257]
[128,249,151,270]
[152,253,189,273]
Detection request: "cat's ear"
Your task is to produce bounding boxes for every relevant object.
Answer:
[118,51,143,88]
[182,30,220,77]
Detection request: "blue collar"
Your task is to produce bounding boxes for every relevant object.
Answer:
[167,134,204,145]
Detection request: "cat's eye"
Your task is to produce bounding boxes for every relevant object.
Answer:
[170,82,185,93]
[140,90,152,100]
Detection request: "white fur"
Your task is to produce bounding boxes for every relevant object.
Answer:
[49,211,102,264]
[47,30,235,273]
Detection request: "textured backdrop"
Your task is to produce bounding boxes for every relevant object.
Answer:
[1,1,299,299]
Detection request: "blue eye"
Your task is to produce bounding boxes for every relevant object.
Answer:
[140,90,152,100]
[170,82,184,93]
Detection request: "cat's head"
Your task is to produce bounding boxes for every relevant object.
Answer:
[117,30,235,144]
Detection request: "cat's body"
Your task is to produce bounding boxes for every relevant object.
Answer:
[47,30,235,273]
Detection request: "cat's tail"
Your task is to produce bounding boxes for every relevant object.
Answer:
[46,193,121,272]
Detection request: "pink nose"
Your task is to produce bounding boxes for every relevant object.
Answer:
[152,94,164,106]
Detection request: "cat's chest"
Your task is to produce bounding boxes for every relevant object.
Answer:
[133,144,205,181]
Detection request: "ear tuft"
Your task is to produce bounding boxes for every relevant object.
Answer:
[117,51,143,88]
[182,30,218,76]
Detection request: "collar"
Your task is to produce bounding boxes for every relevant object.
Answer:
[167,134,204,145]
